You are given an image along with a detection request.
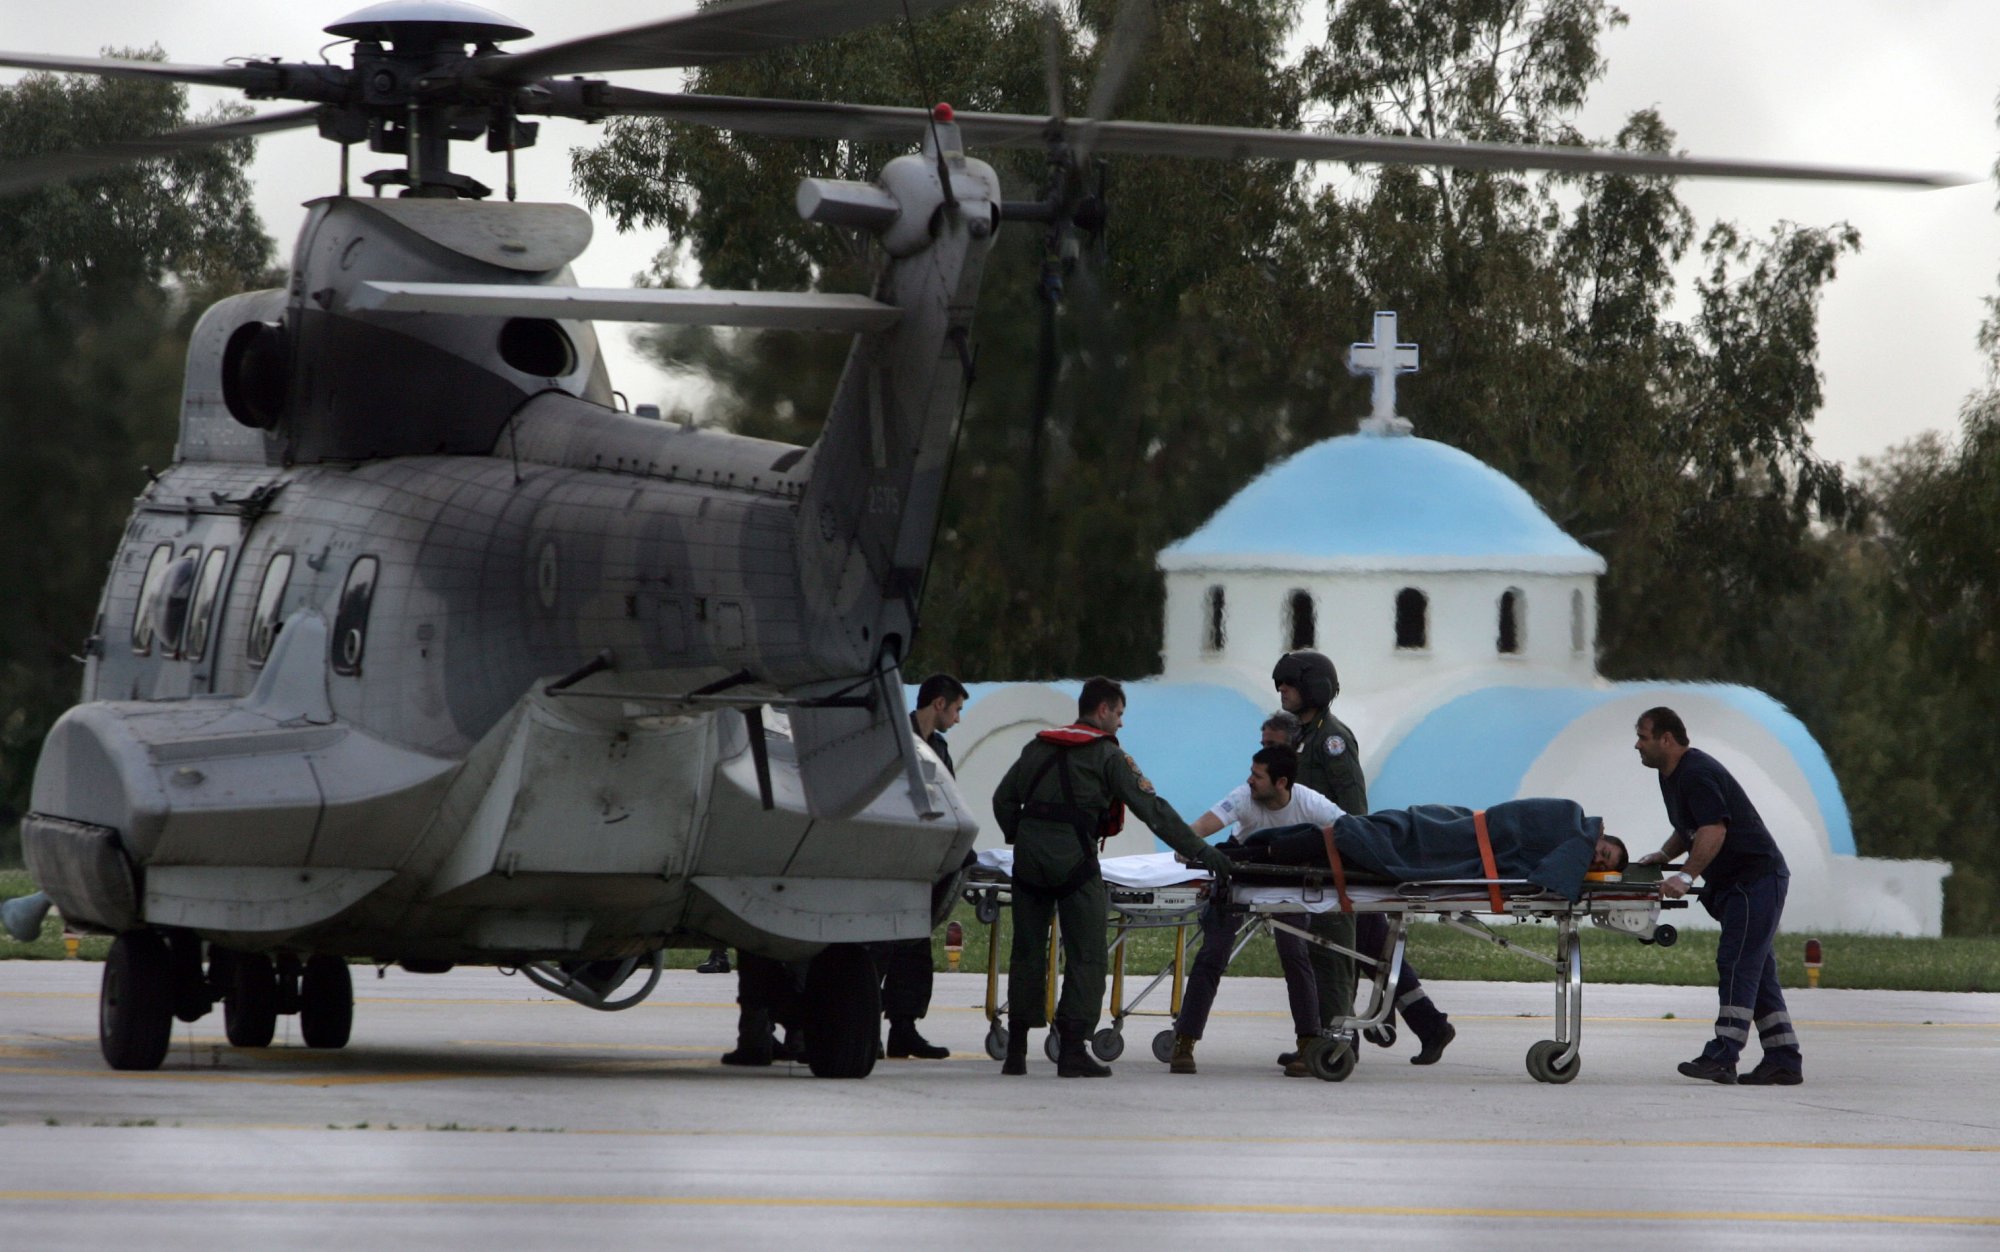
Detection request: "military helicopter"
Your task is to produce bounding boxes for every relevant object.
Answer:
[0,0,1960,1078]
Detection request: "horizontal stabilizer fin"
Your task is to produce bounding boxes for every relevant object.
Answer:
[350,282,902,331]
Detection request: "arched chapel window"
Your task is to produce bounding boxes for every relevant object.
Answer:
[1498,588,1523,655]
[1395,588,1428,650]
[1571,588,1587,653]
[1287,589,1315,650]
[1204,584,1226,653]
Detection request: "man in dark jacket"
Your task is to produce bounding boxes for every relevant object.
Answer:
[993,677,1235,1077]
[872,673,968,1061]
[1231,797,1629,900]
[1635,706,1802,1086]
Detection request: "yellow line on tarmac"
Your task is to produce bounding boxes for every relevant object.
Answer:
[0,1190,1994,1227]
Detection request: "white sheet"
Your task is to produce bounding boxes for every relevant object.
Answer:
[974,848,1208,889]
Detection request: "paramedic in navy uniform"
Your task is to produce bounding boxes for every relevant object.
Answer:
[1634,706,1804,1086]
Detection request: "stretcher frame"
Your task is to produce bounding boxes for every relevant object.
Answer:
[1211,863,1687,1082]
[964,860,1686,1081]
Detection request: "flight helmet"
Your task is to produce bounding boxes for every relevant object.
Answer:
[1272,650,1339,709]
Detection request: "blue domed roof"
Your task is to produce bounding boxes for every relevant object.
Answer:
[1159,434,1604,573]
[1371,682,1854,855]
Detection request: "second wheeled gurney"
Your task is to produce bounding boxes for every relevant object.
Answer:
[962,848,1218,1065]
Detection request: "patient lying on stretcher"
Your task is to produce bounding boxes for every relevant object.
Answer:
[1220,799,1629,902]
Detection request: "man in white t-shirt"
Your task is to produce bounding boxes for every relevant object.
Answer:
[1167,744,1336,1076]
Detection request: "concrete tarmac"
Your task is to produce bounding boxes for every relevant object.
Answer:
[2,960,1997,1248]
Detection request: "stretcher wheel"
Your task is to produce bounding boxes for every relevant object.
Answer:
[1363,1022,1397,1049]
[984,1023,1008,1061]
[973,892,1000,926]
[1525,1039,1579,1084]
[1091,1028,1125,1062]
[1044,1031,1062,1063]
[1652,924,1677,947]
[1151,1029,1176,1064]
[1306,1037,1357,1083]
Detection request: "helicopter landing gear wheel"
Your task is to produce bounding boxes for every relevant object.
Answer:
[984,1022,1008,1061]
[1151,1029,1177,1064]
[802,943,881,1078]
[223,952,278,1048]
[1306,1036,1357,1083]
[1091,1027,1124,1062]
[100,931,174,1072]
[1525,1039,1579,1084]
[299,955,353,1049]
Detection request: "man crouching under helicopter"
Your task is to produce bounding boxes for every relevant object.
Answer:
[993,677,1236,1076]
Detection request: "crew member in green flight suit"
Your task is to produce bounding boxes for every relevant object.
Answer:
[1272,650,1364,1065]
[993,676,1235,1077]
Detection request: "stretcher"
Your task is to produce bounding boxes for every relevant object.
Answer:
[1218,859,1684,1082]
[964,847,1687,1082]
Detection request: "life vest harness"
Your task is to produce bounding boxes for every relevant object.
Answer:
[1014,724,1126,899]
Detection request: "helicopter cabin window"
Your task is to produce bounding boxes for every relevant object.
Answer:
[1286,590,1316,650]
[1203,584,1226,653]
[129,543,176,654]
[247,552,294,667]
[332,556,380,677]
[1395,587,1429,650]
[150,550,203,659]
[1498,588,1524,655]
[182,547,231,662]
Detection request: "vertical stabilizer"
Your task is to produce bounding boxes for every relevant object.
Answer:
[788,122,999,817]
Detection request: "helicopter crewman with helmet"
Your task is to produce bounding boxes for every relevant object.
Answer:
[1272,650,1454,1070]
[993,677,1235,1077]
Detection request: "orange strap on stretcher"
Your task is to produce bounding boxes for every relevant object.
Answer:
[1317,824,1353,913]
[1472,809,1505,913]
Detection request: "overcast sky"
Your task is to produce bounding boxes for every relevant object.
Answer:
[6,0,1997,469]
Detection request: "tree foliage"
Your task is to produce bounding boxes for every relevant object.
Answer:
[575,0,1864,685]
[0,58,276,857]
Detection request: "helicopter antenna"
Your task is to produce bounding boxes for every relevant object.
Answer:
[897,0,956,209]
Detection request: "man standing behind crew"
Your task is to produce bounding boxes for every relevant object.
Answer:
[993,677,1235,1077]
[1272,651,1453,1069]
[1168,744,1326,1076]
[872,673,968,1061]
[1634,706,1803,1086]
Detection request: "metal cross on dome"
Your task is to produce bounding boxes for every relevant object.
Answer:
[1348,311,1419,435]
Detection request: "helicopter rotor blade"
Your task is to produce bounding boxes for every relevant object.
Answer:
[1041,3,1065,119]
[482,0,971,84]
[574,90,1968,188]
[0,106,320,199]
[0,50,280,90]
[1077,0,1153,158]
[1054,118,1974,187]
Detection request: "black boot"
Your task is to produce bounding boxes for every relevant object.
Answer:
[1410,1020,1456,1066]
[1001,1019,1030,1075]
[886,1017,950,1060]
[721,1009,773,1066]
[696,947,732,975]
[1055,1021,1111,1078]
